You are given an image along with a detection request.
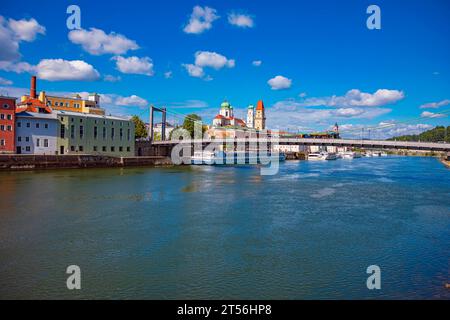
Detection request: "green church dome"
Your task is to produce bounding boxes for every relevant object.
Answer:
[220,101,230,108]
[248,104,254,109]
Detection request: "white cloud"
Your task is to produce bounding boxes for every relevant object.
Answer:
[183,51,234,80]
[8,17,46,42]
[164,71,173,79]
[183,6,219,34]
[113,56,154,76]
[333,108,365,117]
[336,122,434,139]
[182,63,204,78]
[68,28,139,55]
[268,75,292,90]
[0,76,12,85]
[252,60,262,67]
[103,74,121,82]
[266,99,392,130]
[36,59,100,81]
[115,95,148,107]
[299,89,405,107]
[194,51,235,69]
[0,60,35,73]
[0,16,45,61]
[228,13,254,28]
[420,111,447,119]
[419,99,450,109]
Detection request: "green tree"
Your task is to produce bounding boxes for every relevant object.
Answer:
[182,114,205,138]
[131,115,147,139]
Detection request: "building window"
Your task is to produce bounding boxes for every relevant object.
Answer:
[26,123,30,128]
[102,146,106,152]
[0,114,4,120]
[60,124,65,138]
[36,123,40,129]
[7,125,11,131]
[65,103,69,107]
[127,147,130,152]
[44,139,48,147]
[0,125,4,131]
[80,125,84,139]
[94,126,98,139]
[93,146,97,152]
[127,128,131,141]
[18,137,21,142]
[44,123,48,129]
[95,120,98,124]
[55,102,59,107]
[111,146,115,152]
[71,118,74,122]
[120,128,123,140]
[71,125,75,139]
[36,139,40,147]
[0,139,5,146]
[48,100,52,106]
[111,127,115,140]
[26,146,31,152]
[119,146,123,152]
[79,146,83,152]
[70,146,75,152]
[17,122,21,127]
[25,137,30,142]
[102,127,106,139]
[80,118,83,123]
[3,104,8,109]
[7,114,12,120]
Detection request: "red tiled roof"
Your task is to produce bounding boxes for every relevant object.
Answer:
[16,98,52,114]
[214,114,225,119]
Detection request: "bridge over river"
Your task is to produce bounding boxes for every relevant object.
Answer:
[150,138,450,152]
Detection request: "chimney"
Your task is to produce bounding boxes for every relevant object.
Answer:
[30,76,37,99]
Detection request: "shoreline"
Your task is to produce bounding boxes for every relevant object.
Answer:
[0,154,173,171]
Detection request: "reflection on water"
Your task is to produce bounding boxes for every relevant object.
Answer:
[0,157,449,299]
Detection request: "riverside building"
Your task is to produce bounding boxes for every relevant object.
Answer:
[0,96,16,154]
[15,75,135,157]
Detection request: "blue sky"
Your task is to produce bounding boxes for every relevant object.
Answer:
[1,0,449,137]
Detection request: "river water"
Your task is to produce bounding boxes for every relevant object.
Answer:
[0,156,449,299]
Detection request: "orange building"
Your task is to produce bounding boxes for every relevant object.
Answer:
[254,100,266,131]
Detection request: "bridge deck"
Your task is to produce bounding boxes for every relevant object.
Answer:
[151,138,450,151]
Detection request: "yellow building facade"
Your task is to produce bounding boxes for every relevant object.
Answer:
[21,91,105,115]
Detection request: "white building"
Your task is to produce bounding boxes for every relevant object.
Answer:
[212,101,247,128]
[272,145,307,153]
[15,112,58,155]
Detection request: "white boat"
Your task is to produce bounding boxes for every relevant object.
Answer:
[380,152,388,157]
[308,152,337,160]
[191,151,286,165]
[325,152,338,160]
[354,152,362,158]
[364,152,373,157]
[341,152,355,159]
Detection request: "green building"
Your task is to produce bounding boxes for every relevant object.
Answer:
[56,111,135,157]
